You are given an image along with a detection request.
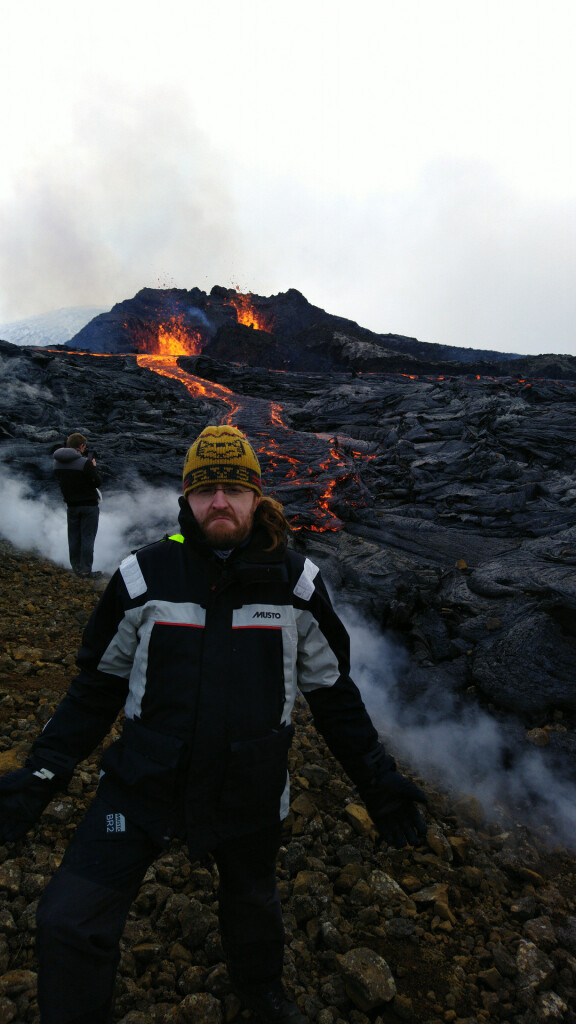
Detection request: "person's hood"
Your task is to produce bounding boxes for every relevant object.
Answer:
[53,447,84,466]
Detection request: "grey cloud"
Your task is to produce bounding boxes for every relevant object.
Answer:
[235,160,576,357]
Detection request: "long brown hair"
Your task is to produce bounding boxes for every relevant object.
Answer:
[255,495,290,550]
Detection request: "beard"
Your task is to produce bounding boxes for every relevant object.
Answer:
[200,513,252,548]
[188,489,260,550]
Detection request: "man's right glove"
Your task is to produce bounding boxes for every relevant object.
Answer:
[0,760,67,843]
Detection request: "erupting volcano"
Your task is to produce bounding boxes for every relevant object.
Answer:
[66,283,576,384]
[70,286,285,358]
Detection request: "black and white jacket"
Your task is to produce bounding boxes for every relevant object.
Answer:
[32,499,380,856]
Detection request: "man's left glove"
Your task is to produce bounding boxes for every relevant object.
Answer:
[343,744,428,848]
[362,767,428,848]
[0,761,67,843]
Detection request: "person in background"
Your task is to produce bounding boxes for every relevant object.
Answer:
[0,424,427,1024]
[53,431,102,579]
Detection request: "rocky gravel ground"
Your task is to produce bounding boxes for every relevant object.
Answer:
[0,541,575,1024]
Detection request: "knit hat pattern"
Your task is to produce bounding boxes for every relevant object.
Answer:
[183,425,262,497]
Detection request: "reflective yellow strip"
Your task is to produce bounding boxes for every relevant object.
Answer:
[168,533,184,543]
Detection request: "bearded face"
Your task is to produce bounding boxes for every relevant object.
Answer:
[187,485,260,547]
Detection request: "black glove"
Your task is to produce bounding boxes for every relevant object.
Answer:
[0,761,67,842]
[362,769,428,848]
[344,744,428,849]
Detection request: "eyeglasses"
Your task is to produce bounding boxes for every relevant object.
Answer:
[191,484,253,499]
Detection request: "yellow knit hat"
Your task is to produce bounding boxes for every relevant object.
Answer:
[183,425,262,497]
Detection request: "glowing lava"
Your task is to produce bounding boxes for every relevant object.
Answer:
[156,318,203,356]
[136,355,241,422]
[130,316,204,357]
[227,290,274,333]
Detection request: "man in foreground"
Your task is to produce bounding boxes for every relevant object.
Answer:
[0,424,427,1024]
[53,431,102,578]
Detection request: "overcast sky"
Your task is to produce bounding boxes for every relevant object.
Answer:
[1,0,575,356]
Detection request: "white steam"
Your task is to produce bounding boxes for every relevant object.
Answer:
[0,465,179,573]
[342,605,576,850]
[0,470,70,567]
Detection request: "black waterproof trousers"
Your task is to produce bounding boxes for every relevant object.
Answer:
[67,504,99,575]
[36,796,284,1024]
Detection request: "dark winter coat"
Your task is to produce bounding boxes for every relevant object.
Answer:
[32,499,380,857]
[53,447,102,506]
